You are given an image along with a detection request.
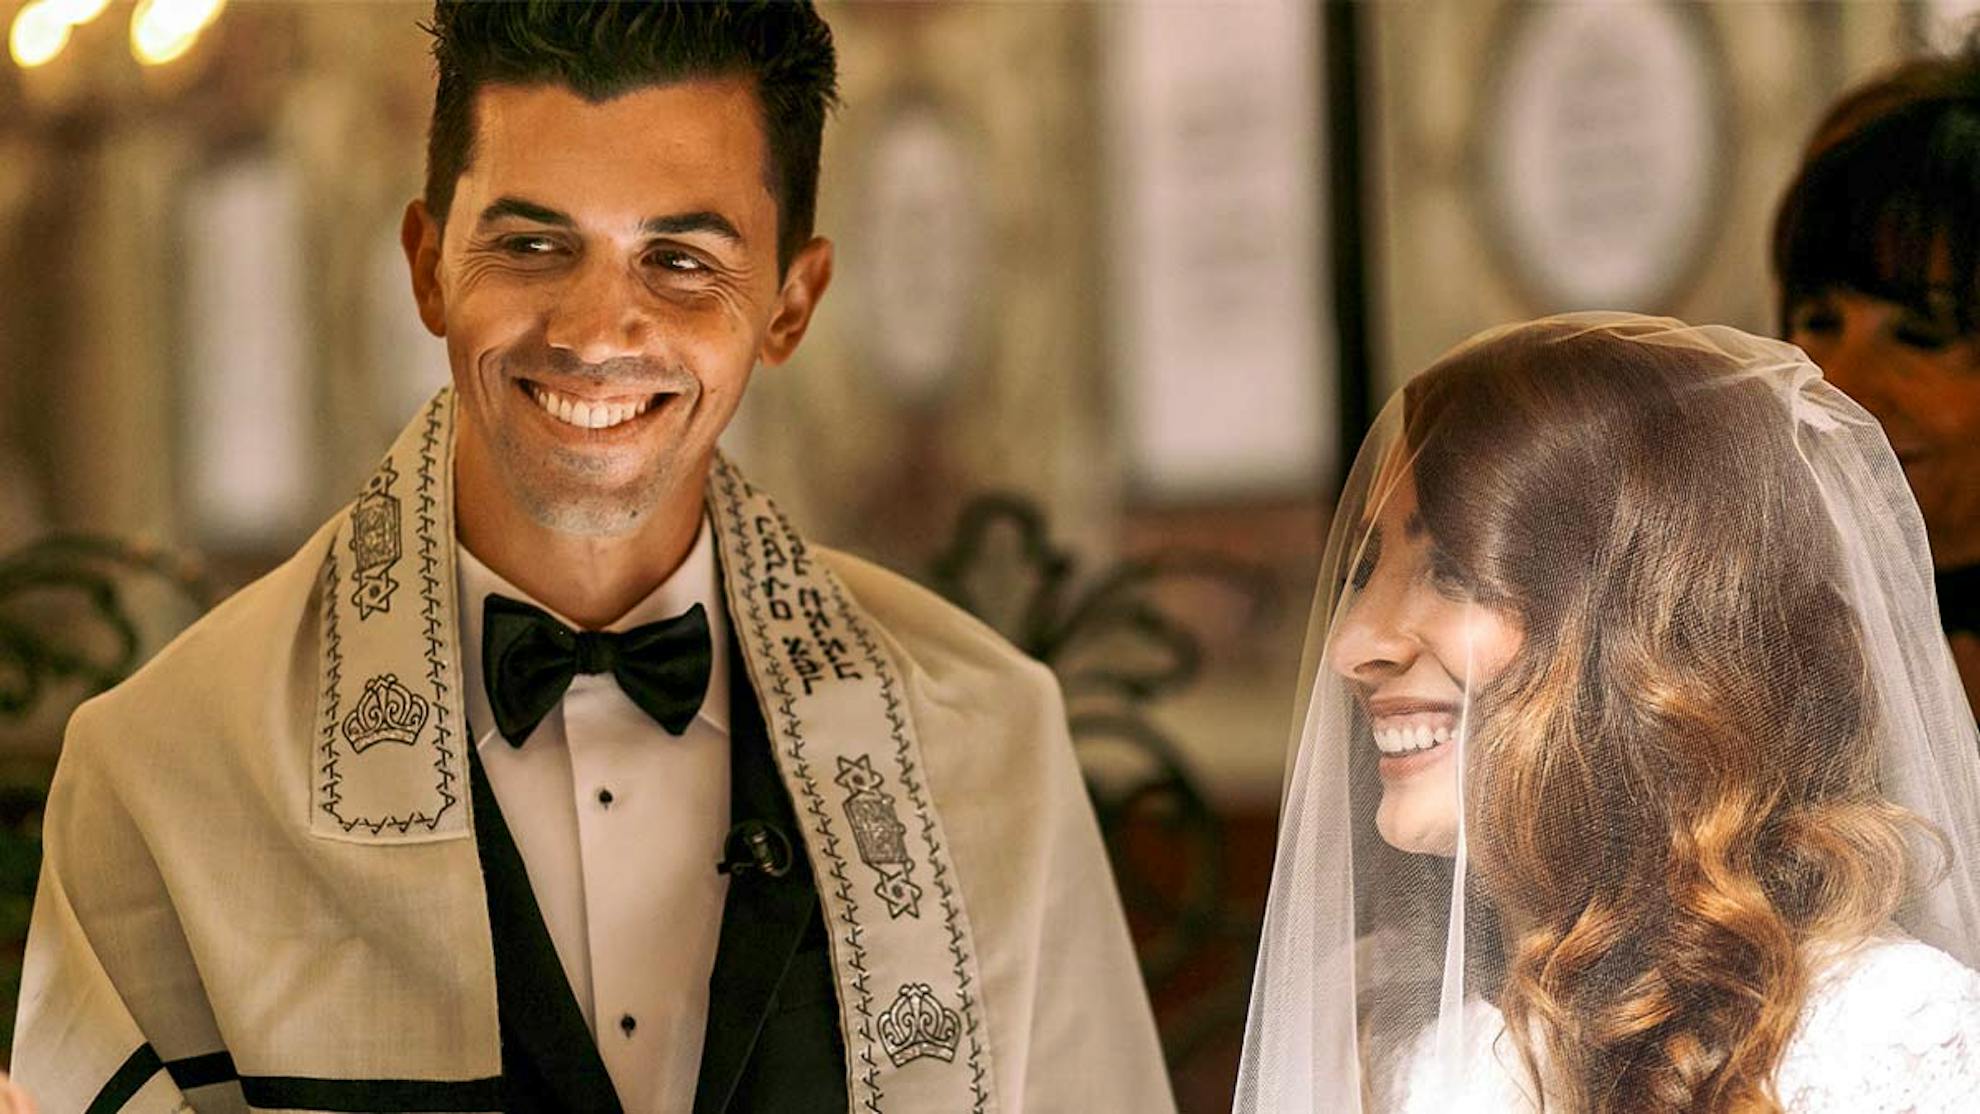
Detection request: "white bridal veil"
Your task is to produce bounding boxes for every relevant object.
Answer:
[1235,313,1980,1112]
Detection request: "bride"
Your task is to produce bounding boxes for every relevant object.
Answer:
[1235,314,1980,1112]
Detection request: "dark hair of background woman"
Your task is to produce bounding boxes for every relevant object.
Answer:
[1772,33,1980,333]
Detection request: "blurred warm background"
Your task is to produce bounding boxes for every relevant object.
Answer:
[0,1,1971,1107]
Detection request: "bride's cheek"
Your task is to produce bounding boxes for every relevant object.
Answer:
[1379,775,1462,857]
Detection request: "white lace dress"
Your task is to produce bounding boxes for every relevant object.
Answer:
[1393,934,1980,1112]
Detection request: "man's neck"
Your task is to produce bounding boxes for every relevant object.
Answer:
[454,458,707,631]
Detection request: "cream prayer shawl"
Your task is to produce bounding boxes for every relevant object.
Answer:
[12,390,1173,1114]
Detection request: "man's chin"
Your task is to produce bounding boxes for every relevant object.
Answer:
[500,478,667,537]
[479,416,679,527]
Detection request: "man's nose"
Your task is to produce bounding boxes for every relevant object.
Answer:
[544,256,653,365]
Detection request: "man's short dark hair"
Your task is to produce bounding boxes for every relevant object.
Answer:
[423,1,838,271]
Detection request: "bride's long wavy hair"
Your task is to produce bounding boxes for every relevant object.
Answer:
[1403,323,1936,1113]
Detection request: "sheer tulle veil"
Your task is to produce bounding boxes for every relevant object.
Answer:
[1235,313,1980,1112]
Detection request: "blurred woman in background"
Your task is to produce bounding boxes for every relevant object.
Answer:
[1773,35,1980,710]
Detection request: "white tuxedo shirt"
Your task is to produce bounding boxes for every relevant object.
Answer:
[457,518,731,1114]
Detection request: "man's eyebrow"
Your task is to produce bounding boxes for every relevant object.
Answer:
[642,211,743,244]
[473,200,744,246]
[477,197,572,228]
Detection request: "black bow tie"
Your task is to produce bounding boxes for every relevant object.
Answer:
[482,594,712,747]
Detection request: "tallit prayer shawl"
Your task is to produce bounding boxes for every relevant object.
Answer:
[14,389,1172,1112]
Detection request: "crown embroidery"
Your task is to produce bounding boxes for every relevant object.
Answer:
[876,983,961,1067]
[341,673,429,754]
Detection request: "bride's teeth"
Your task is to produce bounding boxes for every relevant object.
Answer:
[1373,722,1459,756]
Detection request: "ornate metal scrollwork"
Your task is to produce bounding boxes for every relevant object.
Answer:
[0,534,217,720]
[0,533,216,1050]
[927,493,1272,1065]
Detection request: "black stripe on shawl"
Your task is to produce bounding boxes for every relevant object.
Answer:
[165,1050,238,1089]
[82,1046,502,1113]
[84,1044,163,1114]
[237,1075,505,1111]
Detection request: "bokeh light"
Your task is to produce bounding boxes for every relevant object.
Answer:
[9,2,74,69]
[44,0,112,27]
[130,0,225,67]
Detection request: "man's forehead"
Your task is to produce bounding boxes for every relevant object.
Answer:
[459,78,775,221]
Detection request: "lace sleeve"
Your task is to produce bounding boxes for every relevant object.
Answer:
[1774,938,1980,1114]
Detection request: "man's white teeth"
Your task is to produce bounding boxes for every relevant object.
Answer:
[530,385,653,430]
[1373,724,1454,755]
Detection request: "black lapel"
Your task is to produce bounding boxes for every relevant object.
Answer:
[468,744,625,1114]
[692,643,835,1114]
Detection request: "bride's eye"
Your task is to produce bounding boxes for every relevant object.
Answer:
[1427,547,1471,598]
[1347,530,1381,592]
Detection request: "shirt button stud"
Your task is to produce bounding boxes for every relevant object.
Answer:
[598,788,614,807]
[620,1013,637,1036]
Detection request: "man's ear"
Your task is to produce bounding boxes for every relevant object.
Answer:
[400,199,447,337]
[759,236,834,367]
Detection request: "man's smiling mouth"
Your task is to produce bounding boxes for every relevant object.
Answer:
[519,379,666,431]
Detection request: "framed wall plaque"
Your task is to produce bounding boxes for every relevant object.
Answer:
[849,92,990,408]
[1473,1,1727,313]
[1104,0,1330,501]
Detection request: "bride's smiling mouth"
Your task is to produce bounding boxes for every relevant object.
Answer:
[1365,696,1463,778]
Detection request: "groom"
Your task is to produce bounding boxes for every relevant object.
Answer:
[11,4,1173,1112]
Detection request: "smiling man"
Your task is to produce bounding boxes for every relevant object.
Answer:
[11,5,1172,1113]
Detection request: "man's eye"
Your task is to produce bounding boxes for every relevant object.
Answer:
[647,249,707,273]
[501,236,561,256]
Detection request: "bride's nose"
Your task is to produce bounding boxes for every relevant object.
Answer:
[1330,576,1417,684]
